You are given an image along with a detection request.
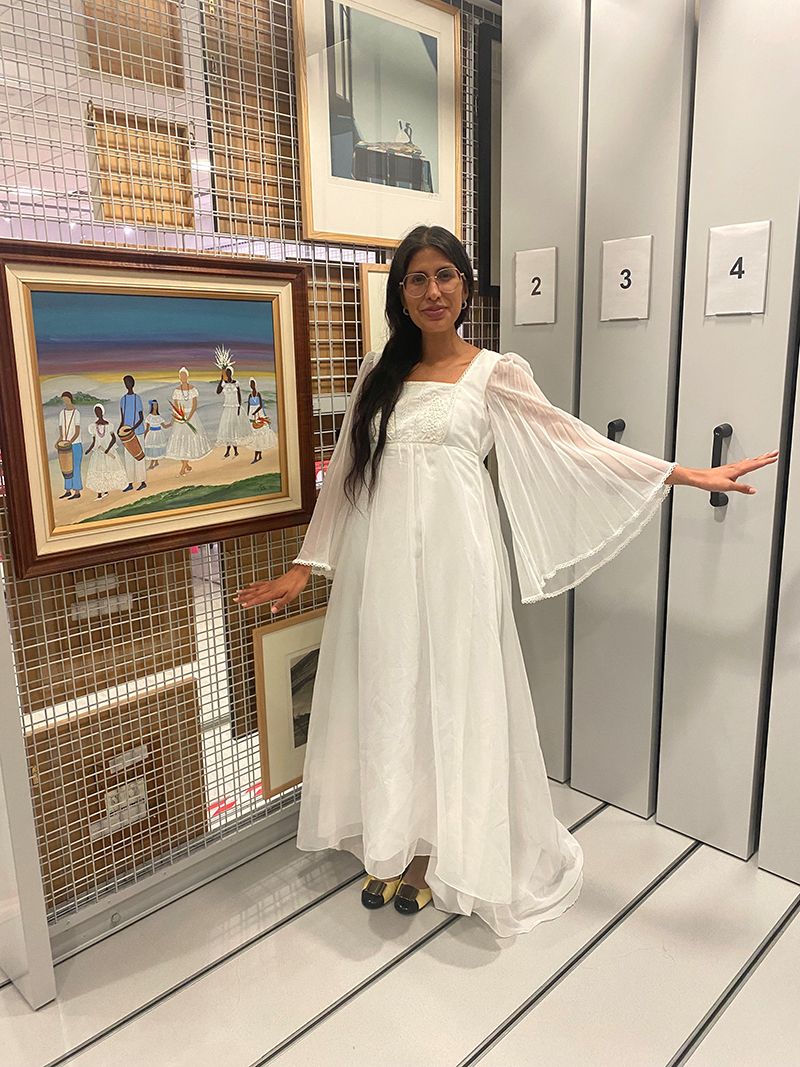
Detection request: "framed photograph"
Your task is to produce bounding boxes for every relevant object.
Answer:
[294,0,462,247]
[253,606,327,798]
[477,22,501,298]
[359,262,391,353]
[0,241,315,578]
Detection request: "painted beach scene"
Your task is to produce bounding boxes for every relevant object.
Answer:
[30,290,281,531]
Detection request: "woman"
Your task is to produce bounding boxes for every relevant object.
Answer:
[235,226,777,937]
[165,367,212,477]
[246,378,279,463]
[84,404,127,499]
[215,366,251,458]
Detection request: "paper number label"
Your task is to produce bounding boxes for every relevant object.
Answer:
[514,247,557,324]
[705,222,771,316]
[600,236,652,321]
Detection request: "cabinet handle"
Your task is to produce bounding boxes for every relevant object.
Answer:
[710,423,733,507]
[607,418,626,441]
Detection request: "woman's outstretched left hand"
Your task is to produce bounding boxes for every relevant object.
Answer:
[668,450,779,495]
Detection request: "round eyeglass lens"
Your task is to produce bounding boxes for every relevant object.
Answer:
[403,268,462,297]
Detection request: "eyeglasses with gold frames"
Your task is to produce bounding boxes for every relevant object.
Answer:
[400,267,465,299]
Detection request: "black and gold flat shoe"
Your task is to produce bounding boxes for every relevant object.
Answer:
[393,880,433,914]
[361,873,403,909]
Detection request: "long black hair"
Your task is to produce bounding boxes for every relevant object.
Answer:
[343,225,475,507]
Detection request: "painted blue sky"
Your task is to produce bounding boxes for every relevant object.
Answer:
[31,290,275,377]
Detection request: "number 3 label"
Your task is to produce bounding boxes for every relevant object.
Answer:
[600,236,652,320]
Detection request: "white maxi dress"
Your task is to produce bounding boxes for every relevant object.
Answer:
[293,347,676,937]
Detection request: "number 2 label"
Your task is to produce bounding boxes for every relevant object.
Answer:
[530,276,541,296]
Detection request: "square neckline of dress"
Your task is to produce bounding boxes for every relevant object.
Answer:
[401,347,487,387]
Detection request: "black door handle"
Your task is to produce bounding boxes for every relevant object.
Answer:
[710,423,733,507]
[607,418,626,441]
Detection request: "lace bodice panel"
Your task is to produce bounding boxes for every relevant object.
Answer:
[370,349,495,455]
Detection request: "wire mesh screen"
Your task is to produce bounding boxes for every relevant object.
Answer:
[0,0,500,923]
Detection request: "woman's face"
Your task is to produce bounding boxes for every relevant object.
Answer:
[400,246,467,337]
[250,379,256,391]
[180,369,189,385]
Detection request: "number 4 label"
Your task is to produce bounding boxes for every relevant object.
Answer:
[705,221,771,316]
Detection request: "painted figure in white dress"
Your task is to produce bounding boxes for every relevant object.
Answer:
[235,226,777,936]
[246,378,279,464]
[144,400,170,470]
[215,366,251,458]
[84,404,128,499]
[165,367,212,477]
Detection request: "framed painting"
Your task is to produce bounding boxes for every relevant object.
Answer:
[294,0,462,247]
[253,606,327,799]
[359,262,391,353]
[477,22,501,298]
[0,241,315,578]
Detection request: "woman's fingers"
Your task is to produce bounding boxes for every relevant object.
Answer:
[736,451,779,475]
[233,580,277,608]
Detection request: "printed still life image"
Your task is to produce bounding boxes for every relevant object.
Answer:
[34,290,280,532]
[326,1,439,193]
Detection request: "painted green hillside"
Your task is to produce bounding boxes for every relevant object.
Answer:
[43,391,110,407]
[80,472,282,523]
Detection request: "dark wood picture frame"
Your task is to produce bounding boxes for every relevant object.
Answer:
[477,22,502,299]
[0,240,315,578]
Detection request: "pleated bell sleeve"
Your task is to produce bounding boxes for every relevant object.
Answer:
[292,350,377,578]
[485,352,677,603]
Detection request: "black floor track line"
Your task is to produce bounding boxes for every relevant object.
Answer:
[456,839,703,1067]
[665,889,800,1067]
[250,914,461,1066]
[245,801,609,1066]
[48,829,301,972]
[43,866,364,1067]
[33,798,607,1066]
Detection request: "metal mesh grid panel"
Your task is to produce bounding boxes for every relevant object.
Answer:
[0,0,501,922]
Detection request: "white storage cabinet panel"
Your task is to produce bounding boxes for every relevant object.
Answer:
[657,0,800,857]
[571,0,694,816]
[499,0,587,780]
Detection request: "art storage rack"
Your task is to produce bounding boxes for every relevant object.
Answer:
[0,0,500,1007]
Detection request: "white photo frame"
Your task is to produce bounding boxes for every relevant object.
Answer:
[294,0,462,247]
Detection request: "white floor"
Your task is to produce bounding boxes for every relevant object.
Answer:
[2,780,799,1067]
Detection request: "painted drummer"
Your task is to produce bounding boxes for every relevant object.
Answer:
[56,391,82,500]
[118,374,147,491]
